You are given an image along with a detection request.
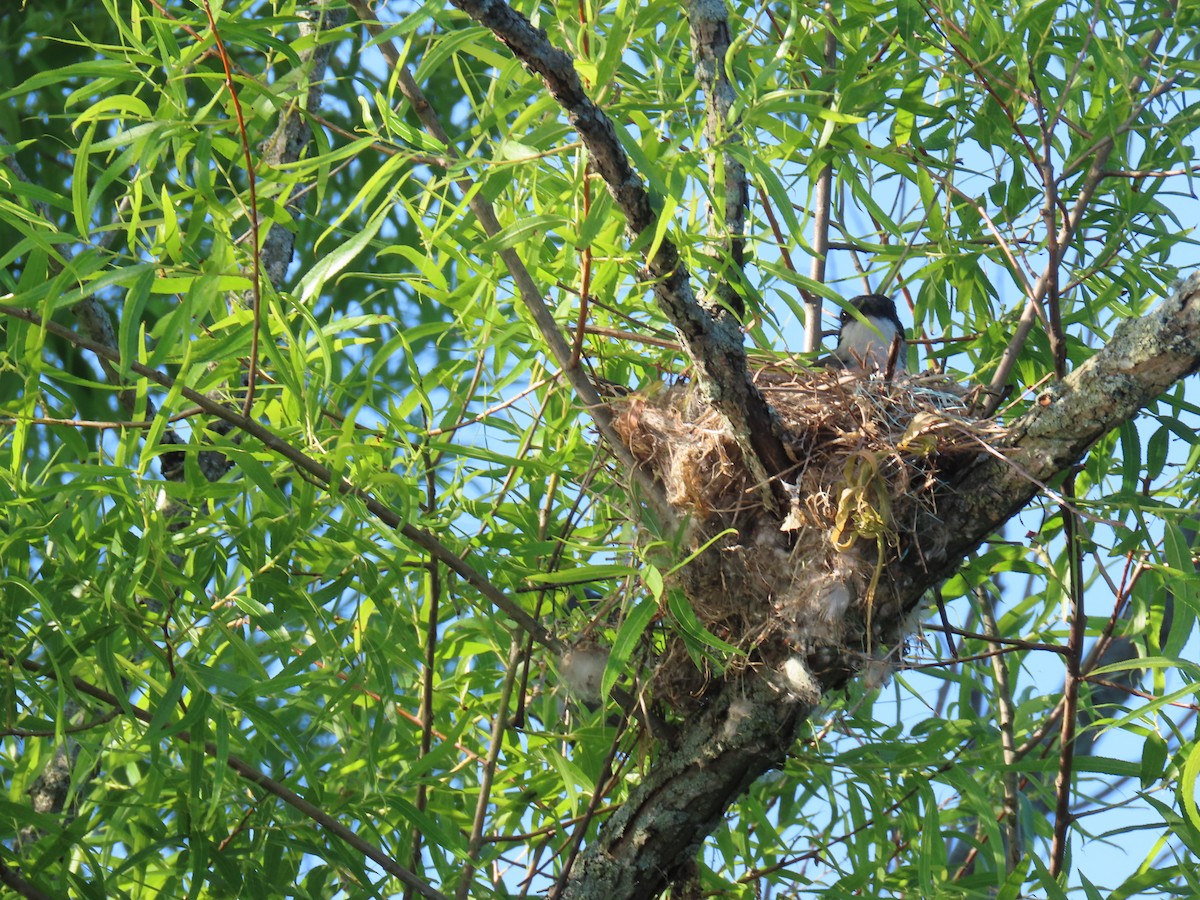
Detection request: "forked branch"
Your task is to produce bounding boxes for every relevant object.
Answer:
[447,0,792,495]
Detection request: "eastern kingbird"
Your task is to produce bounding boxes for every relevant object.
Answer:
[824,294,907,373]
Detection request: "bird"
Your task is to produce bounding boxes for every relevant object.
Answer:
[824,294,907,374]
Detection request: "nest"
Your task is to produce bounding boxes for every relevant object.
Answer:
[611,365,1000,709]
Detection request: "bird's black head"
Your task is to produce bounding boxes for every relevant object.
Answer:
[840,294,905,336]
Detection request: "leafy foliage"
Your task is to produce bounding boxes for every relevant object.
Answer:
[2,0,1200,897]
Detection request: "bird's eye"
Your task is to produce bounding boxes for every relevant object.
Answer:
[839,311,852,324]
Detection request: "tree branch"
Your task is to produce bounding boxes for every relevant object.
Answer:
[915,272,1200,589]
[981,590,1022,873]
[1049,473,1085,877]
[561,273,1200,897]
[686,0,749,318]
[447,0,792,499]
[562,674,815,899]
[804,27,837,354]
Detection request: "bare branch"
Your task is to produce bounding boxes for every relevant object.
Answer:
[0,860,55,900]
[805,28,838,354]
[1049,476,1085,877]
[981,591,1022,873]
[686,0,749,317]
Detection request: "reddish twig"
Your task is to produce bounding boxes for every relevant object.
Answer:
[197,1,263,418]
[758,188,801,276]
[0,415,153,429]
[1049,474,1085,877]
[217,797,263,852]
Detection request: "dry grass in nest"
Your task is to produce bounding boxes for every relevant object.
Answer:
[611,366,1001,709]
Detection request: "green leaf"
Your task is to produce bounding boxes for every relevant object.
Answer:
[117,265,155,378]
[666,590,741,657]
[1182,740,1200,834]
[474,214,569,256]
[217,445,288,514]
[1141,730,1169,788]
[524,564,637,586]
[1028,853,1069,900]
[602,595,659,700]
[297,207,389,305]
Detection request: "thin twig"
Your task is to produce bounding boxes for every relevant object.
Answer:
[581,325,682,351]
[758,188,800,284]
[406,442,444,900]
[980,590,1022,873]
[1049,473,1085,877]
[456,640,523,899]
[199,0,263,418]
[805,27,838,354]
[922,623,1067,655]
[1,710,118,738]
[1083,677,1200,713]
[426,376,558,436]
[967,435,1123,528]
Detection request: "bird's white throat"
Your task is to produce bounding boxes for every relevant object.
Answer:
[837,319,905,371]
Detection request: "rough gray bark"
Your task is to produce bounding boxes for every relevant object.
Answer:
[905,273,1200,594]
[560,274,1200,899]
